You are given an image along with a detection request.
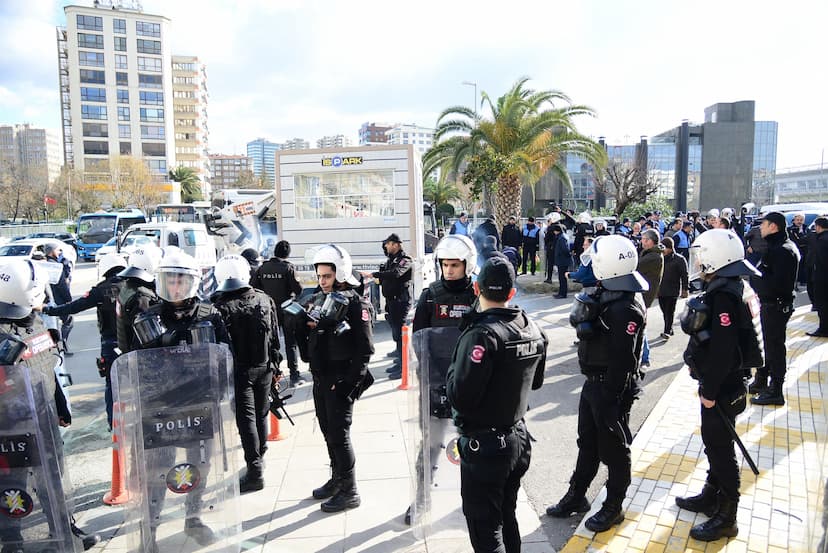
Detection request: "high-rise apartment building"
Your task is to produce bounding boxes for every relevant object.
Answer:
[358,122,392,145]
[208,154,251,188]
[281,138,310,151]
[172,55,209,194]
[385,124,434,155]
[0,124,63,183]
[57,2,175,180]
[316,135,352,149]
[246,138,279,186]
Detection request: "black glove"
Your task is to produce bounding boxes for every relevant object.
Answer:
[600,388,632,445]
[334,379,358,403]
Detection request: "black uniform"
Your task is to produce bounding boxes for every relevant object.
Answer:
[213,287,281,479]
[117,278,159,354]
[573,222,594,259]
[567,289,645,520]
[372,249,412,362]
[45,274,123,428]
[252,257,303,378]
[446,307,547,553]
[749,229,799,391]
[296,287,374,506]
[412,277,475,333]
[787,222,810,286]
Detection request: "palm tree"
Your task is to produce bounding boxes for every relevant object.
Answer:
[169,166,202,202]
[424,77,607,224]
[423,176,461,207]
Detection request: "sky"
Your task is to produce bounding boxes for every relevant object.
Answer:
[0,0,825,170]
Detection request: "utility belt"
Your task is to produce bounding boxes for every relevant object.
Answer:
[584,373,606,383]
[462,419,524,439]
[760,297,794,312]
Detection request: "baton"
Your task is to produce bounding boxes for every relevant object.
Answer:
[715,403,759,475]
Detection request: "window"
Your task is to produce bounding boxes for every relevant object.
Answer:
[173,62,196,71]
[76,15,102,31]
[142,143,166,157]
[118,124,131,138]
[83,141,108,155]
[116,72,128,86]
[114,36,127,51]
[175,105,196,113]
[136,39,161,55]
[113,18,126,34]
[79,69,105,84]
[117,89,129,104]
[137,56,162,72]
[140,108,164,122]
[146,160,167,174]
[81,105,107,120]
[77,33,104,49]
[141,125,164,139]
[293,170,395,220]
[174,76,195,85]
[138,74,163,89]
[136,21,161,38]
[118,107,130,121]
[139,91,164,105]
[82,123,108,138]
[175,118,195,126]
[114,54,127,69]
[78,51,104,67]
[173,90,195,99]
[120,142,132,155]
[80,87,106,102]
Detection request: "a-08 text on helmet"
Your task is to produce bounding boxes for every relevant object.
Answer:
[119,245,163,283]
[312,244,359,286]
[586,235,649,292]
[156,249,201,303]
[434,235,477,277]
[215,254,252,292]
[0,259,49,319]
[688,228,759,280]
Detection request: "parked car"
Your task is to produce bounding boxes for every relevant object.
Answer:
[0,238,78,266]
[25,232,78,251]
[94,233,156,262]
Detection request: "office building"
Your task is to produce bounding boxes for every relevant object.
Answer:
[358,122,392,145]
[281,138,310,151]
[385,124,434,156]
[316,135,352,149]
[775,165,828,202]
[209,154,251,188]
[246,138,279,186]
[57,2,174,180]
[172,55,209,193]
[0,124,63,183]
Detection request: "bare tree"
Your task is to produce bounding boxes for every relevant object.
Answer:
[595,160,663,217]
[0,160,50,221]
[107,156,165,212]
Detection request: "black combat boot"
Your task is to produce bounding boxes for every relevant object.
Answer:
[689,495,738,541]
[240,467,264,494]
[675,483,719,517]
[546,487,591,518]
[312,475,341,499]
[751,379,784,406]
[321,477,361,513]
[584,498,624,532]
[184,517,217,545]
[748,373,768,395]
[71,520,101,550]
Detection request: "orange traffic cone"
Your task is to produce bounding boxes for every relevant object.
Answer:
[102,409,129,505]
[398,324,410,391]
[267,412,287,441]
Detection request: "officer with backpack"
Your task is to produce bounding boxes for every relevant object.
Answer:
[213,254,282,493]
[677,228,763,541]
[546,235,647,532]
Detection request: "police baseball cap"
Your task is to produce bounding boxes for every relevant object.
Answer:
[383,233,402,245]
[477,256,515,293]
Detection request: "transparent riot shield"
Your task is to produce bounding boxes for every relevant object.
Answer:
[0,363,79,553]
[409,326,465,539]
[112,343,240,553]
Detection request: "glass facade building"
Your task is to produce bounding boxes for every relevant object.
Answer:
[246,138,280,186]
[752,121,778,207]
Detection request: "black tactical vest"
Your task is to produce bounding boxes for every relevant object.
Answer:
[426,279,475,328]
[97,277,123,339]
[117,280,159,354]
[0,317,59,421]
[256,258,295,305]
[578,291,645,373]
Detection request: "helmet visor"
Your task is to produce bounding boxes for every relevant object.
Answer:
[688,245,705,282]
[156,269,200,302]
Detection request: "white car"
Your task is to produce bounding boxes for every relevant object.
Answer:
[94,234,156,262]
[0,238,78,266]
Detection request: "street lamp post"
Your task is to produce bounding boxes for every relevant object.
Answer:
[461,81,477,121]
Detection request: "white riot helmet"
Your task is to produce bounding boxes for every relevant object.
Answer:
[548,212,562,224]
[721,207,734,219]
[434,234,477,277]
[593,218,607,229]
[577,211,592,224]
[688,228,760,280]
[707,208,720,219]
[0,259,49,319]
[214,254,252,292]
[587,235,649,292]
[312,244,359,286]
[118,245,163,283]
[156,248,201,303]
[98,253,127,279]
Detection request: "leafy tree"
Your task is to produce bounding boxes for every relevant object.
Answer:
[169,166,203,202]
[424,77,606,224]
[423,177,460,207]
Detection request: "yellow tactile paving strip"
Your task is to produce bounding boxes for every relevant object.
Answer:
[560,308,828,553]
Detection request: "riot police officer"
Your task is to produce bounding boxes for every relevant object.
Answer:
[252,240,305,385]
[446,256,547,553]
[677,228,762,541]
[132,249,230,550]
[295,244,374,513]
[0,258,101,551]
[43,253,126,430]
[116,246,162,354]
[364,234,412,378]
[212,254,282,493]
[546,235,647,532]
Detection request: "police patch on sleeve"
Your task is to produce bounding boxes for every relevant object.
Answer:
[719,313,731,327]
[362,309,370,322]
[625,321,638,335]
[470,344,485,363]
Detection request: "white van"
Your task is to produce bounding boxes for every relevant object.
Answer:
[118,222,217,271]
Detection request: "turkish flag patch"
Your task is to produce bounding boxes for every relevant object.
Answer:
[470,345,485,363]
[626,321,638,335]
[361,309,370,322]
[719,313,731,327]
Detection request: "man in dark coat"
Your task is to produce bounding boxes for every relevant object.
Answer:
[473,216,501,268]
[657,237,688,338]
[807,217,828,337]
[501,216,522,257]
[636,229,664,368]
